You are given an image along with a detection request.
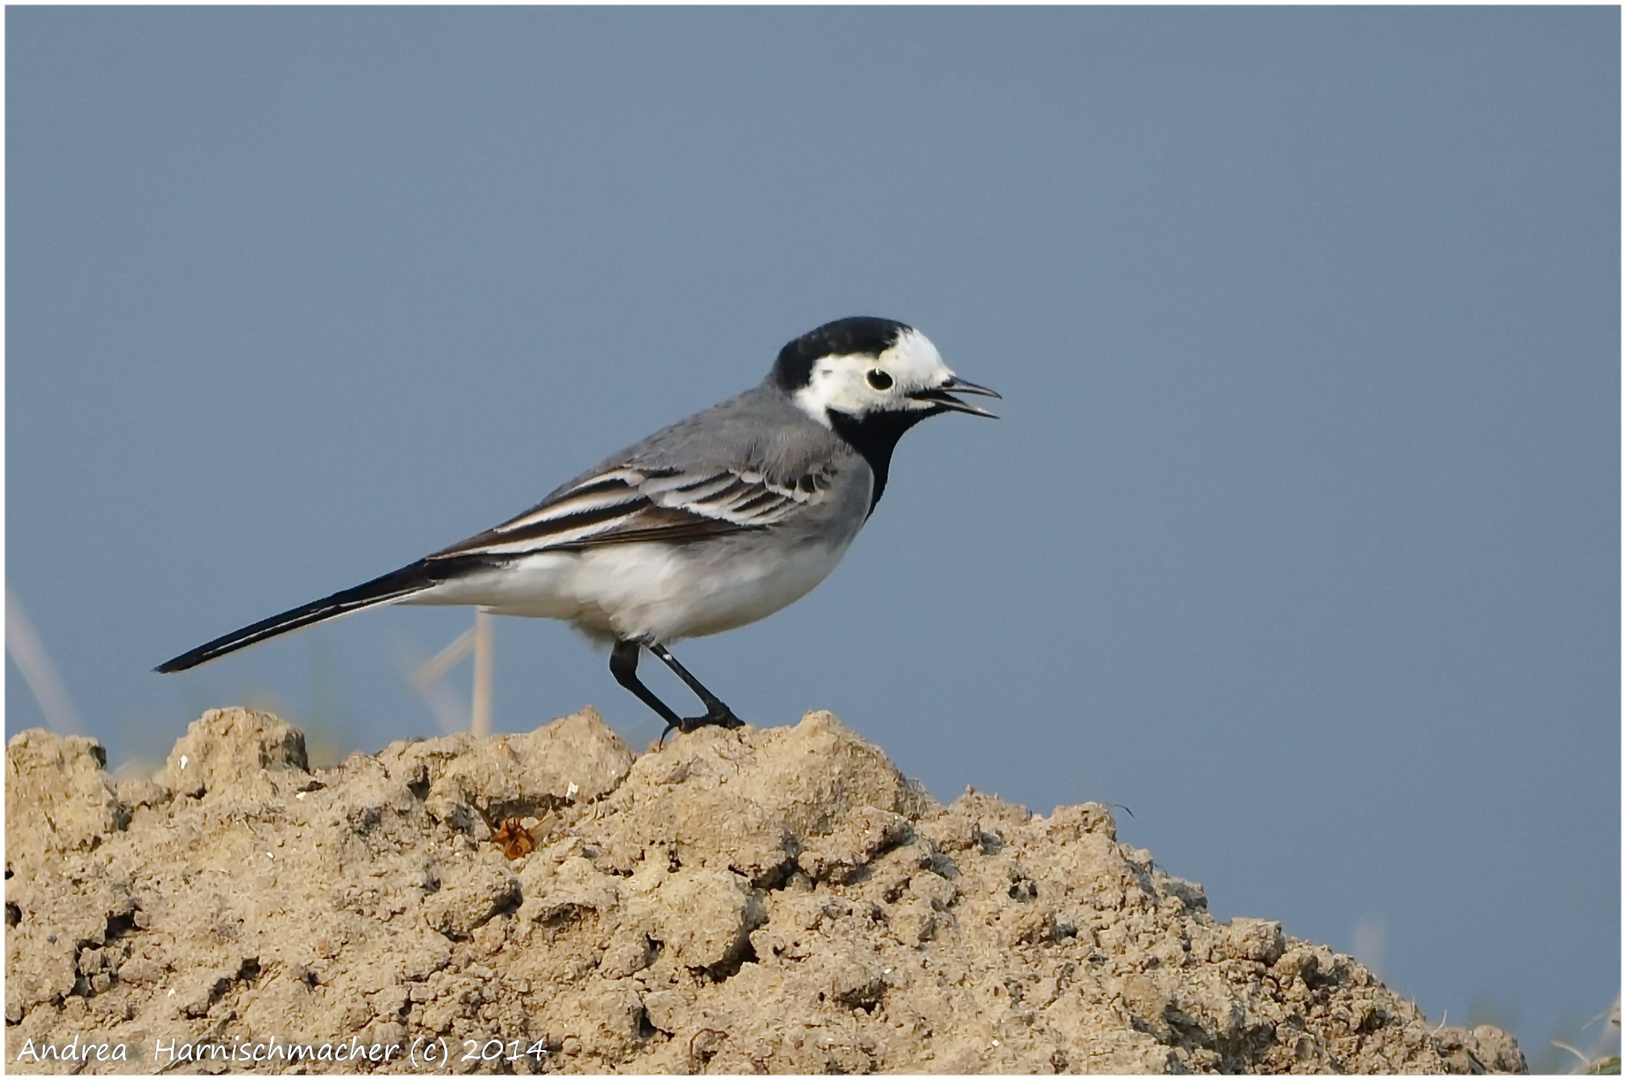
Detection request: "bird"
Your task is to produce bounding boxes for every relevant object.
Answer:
[157,316,999,736]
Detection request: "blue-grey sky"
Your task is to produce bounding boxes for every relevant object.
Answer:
[7,7,1617,1065]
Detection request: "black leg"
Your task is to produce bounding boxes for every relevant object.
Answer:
[608,639,744,738]
[647,642,744,731]
[609,639,684,731]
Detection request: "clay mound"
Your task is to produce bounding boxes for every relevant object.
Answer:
[6,708,1524,1074]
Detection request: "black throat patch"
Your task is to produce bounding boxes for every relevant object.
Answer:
[827,406,939,516]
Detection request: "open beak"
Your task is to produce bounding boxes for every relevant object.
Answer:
[910,375,1002,418]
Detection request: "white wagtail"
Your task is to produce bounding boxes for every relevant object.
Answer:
[158,317,999,735]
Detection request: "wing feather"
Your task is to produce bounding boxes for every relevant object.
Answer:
[429,460,835,561]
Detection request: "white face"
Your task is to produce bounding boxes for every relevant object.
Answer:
[791,328,959,426]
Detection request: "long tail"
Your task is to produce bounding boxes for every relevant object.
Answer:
[155,561,442,673]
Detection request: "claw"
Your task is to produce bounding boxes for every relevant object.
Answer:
[672,706,744,735]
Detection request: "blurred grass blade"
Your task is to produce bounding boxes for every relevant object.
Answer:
[5,587,84,734]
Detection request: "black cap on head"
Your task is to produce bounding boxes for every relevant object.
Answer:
[771,316,912,391]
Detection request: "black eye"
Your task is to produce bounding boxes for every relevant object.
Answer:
[867,369,893,391]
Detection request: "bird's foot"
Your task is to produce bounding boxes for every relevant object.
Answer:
[659,705,744,745]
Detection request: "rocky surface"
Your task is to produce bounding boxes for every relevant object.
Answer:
[5,708,1525,1073]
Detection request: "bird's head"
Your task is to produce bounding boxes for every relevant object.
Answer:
[772,317,1000,428]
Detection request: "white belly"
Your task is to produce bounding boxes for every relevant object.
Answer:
[407,533,856,644]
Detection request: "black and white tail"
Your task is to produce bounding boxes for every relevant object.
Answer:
[155,561,440,673]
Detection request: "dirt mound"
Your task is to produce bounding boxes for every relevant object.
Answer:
[5,708,1524,1073]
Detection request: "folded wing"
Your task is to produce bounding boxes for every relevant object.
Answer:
[430,462,835,559]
